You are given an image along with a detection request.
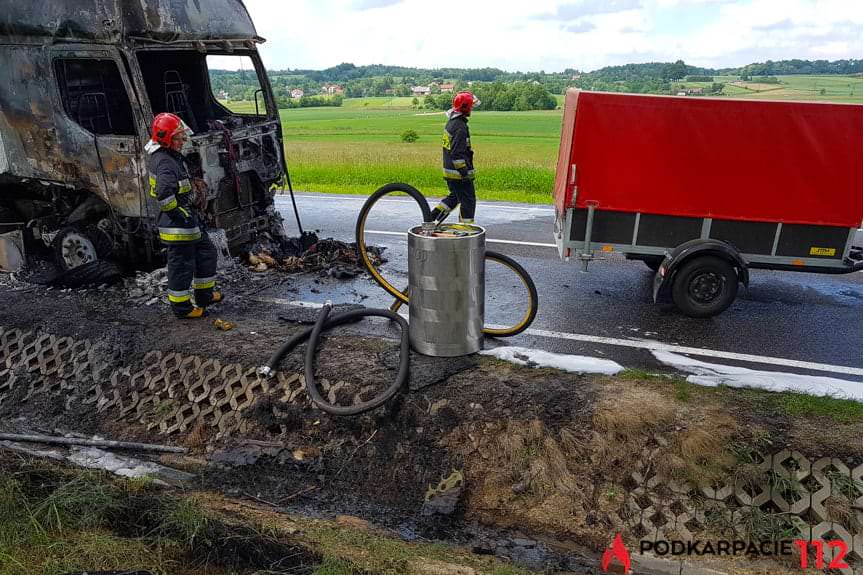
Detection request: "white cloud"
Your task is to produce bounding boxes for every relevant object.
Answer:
[533,0,642,20]
[244,0,863,72]
[352,0,402,9]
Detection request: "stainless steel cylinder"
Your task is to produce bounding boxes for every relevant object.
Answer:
[408,224,485,357]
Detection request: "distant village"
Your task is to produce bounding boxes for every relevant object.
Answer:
[282,81,456,100]
[218,81,460,102]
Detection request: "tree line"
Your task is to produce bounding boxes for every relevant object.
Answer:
[423,82,556,111]
[209,58,863,110]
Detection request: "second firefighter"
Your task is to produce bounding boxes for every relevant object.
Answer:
[431,91,481,224]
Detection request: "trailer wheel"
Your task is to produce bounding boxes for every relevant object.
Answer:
[671,256,738,318]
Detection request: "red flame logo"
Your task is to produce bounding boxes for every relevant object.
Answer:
[601,533,632,573]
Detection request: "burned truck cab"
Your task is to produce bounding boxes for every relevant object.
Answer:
[0,0,288,272]
[133,47,286,251]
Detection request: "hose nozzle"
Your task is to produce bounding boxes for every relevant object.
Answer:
[257,366,274,378]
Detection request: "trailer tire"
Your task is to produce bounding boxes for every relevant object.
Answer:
[671,256,738,318]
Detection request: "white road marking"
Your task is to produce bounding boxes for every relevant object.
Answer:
[365,229,557,249]
[256,297,863,378]
[275,194,554,213]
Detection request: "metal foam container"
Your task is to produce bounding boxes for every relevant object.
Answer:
[408,224,485,357]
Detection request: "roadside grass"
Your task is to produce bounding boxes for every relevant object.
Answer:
[0,462,307,575]
[306,523,532,575]
[617,369,863,425]
[0,457,533,575]
[740,387,863,423]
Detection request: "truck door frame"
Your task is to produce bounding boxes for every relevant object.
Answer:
[48,46,150,220]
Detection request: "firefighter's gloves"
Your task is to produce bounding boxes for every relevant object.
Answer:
[176,206,193,225]
[457,167,470,178]
[192,178,209,210]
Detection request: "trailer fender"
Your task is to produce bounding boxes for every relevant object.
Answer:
[653,239,749,304]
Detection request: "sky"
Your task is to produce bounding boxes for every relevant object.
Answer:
[240,0,863,73]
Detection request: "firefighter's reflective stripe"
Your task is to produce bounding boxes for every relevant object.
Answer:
[193,275,217,290]
[159,195,178,212]
[452,158,467,168]
[443,168,475,180]
[458,218,475,224]
[434,202,452,214]
[178,179,192,194]
[159,227,202,242]
[167,289,192,303]
[149,176,158,198]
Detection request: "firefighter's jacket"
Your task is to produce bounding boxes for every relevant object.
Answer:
[442,111,475,181]
[148,147,202,243]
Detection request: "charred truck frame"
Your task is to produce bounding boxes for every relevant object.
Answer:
[0,0,288,272]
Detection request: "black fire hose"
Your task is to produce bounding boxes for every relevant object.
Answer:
[263,304,410,416]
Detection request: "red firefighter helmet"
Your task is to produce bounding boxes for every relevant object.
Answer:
[150,113,188,147]
[452,91,480,114]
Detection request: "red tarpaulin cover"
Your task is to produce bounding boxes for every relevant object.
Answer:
[553,89,863,228]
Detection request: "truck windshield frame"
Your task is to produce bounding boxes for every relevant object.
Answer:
[206,54,269,117]
[134,48,274,135]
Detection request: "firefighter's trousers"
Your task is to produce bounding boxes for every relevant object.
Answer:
[165,233,218,316]
[440,179,477,222]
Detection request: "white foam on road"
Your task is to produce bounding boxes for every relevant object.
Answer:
[254,298,863,379]
[481,346,624,375]
[654,351,863,401]
[521,328,863,378]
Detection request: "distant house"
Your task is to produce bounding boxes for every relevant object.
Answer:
[218,90,229,101]
[290,89,304,99]
[321,84,344,95]
[686,87,704,95]
[412,86,431,96]
[439,83,455,93]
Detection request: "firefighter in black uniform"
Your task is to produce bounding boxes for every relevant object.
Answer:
[147,112,222,319]
[430,91,481,224]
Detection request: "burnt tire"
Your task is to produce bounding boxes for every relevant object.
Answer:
[51,260,123,288]
[671,256,738,318]
[52,225,113,272]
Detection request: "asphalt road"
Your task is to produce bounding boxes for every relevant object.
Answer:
[266,193,863,380]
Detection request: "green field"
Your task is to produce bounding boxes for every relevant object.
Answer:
[226,74,863,205]
[280,99,562,204]
[679,74,863,102]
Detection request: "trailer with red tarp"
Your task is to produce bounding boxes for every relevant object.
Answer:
[552,89,863,317]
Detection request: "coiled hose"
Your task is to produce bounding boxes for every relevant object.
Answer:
[263,304,409,416]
